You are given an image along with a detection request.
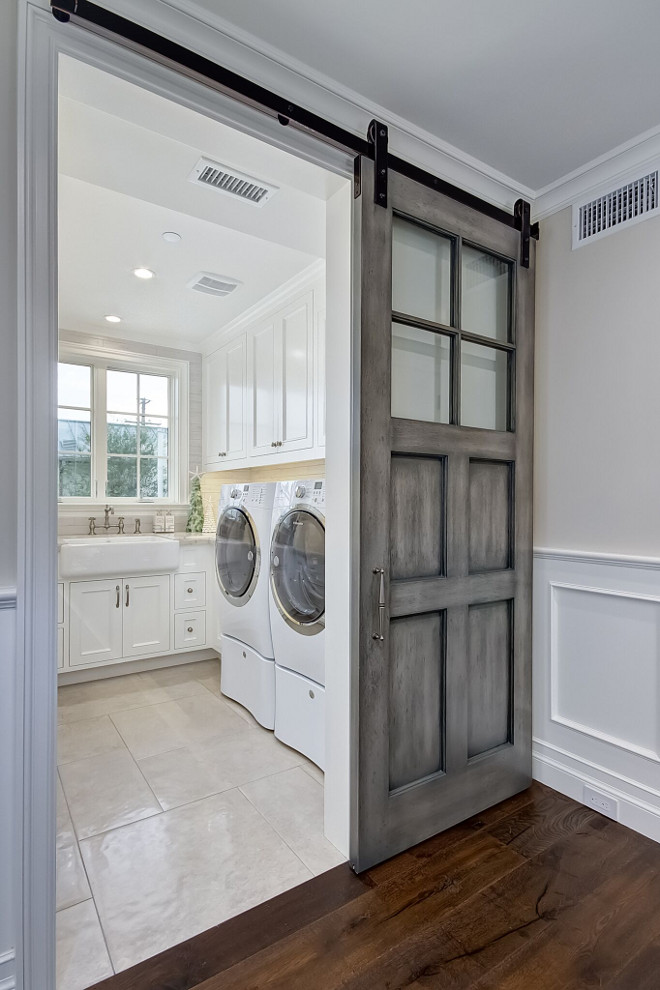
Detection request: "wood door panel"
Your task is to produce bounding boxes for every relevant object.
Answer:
[467,600,512,758]
[390,570,516,616]
[390,455,445,580]
[389,611,445,790]
[468,459,512,573]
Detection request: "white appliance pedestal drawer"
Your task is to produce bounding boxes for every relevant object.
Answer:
[174,611,206,650]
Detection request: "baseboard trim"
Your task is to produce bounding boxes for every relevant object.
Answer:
[533,745,660,844]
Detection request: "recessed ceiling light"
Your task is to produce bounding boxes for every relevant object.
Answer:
[104,315,122,323]
[133,267,155,279]
[162,231,181,243]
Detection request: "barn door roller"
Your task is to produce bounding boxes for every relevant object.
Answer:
[368,120,389,209]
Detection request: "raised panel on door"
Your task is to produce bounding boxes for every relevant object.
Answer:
[249,320,277,456]
[353,161,534,871]
[122,574,170,658]
[204,347,228,468]
[69,579,123,667]
[225,335,247,461]
[279,295,313,452]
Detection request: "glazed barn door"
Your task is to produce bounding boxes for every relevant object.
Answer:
[352,161,535,871]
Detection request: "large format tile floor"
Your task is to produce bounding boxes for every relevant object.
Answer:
[56,658,344,990]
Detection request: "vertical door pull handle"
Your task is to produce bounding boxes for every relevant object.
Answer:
[115,584,120,608]
[372,567,385,641]
[125,583,130,607]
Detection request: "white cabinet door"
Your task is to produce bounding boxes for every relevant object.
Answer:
[249,319,278,456]
[122,574,171,658]
[315,308,326,449]
[204,336,246,468]
[279,296,314,453]
[69,579,123,667]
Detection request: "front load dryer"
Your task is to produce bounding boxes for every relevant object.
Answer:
[216,482,276,728]
[269,479,326,768]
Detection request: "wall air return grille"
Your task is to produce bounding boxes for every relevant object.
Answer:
[187,272,242,298]
[188,157,278,206]
[573,169,659,248]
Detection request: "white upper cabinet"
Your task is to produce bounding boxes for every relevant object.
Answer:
[203,279,324,470]
[204,335,247,467]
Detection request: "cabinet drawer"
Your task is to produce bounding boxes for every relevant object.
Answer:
[174,612,206,650]
[58,583,64,624]
[57,627,64,670]
[175,572,206,609]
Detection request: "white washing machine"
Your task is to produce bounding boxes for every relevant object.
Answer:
[216,482,276,729]
[269,479,326,768]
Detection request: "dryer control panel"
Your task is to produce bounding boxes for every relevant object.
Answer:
[293,478,325,510]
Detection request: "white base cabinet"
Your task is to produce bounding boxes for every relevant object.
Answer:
[59,543,216,679]
[69,575,170,667]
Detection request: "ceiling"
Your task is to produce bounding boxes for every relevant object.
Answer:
[58,57,343,347]
[191,0,660,191]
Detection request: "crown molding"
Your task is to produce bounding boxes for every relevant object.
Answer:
[98,0,534,212]
[201,258,325,354]
[533,123,660,222]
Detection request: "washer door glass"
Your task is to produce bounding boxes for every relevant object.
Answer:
[271,509,325,624]
[216,507,257,598]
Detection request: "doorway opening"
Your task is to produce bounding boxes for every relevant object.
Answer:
[54,52,353,987]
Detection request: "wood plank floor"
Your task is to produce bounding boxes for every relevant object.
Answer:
[89,783,660,989]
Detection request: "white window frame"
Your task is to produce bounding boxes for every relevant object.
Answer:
[58,341,190,507]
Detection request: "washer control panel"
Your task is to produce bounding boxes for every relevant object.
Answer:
[293,478,325,510]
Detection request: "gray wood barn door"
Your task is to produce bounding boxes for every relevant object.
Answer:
[351,161,535,872]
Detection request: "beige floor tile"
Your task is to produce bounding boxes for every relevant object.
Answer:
[56,778,91,912]
[218,692,263,727]
[58,714,126,766]
[241,767,346,876]
[193,658,222,697]
[59,750,162,839]
[56,900,113,990]
[58,672,156,724]
[136,665,210,702]
[138,727,301,810]
[298,756,325,784]
[80,789,312,973]
[110,693,251,761]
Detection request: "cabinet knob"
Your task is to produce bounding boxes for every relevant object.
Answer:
[187,587,194,594]
[187,626,194,633]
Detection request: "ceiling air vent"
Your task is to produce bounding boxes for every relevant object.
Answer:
[188,156,278,207]
[572,169,659,248]
[187,272,242,298]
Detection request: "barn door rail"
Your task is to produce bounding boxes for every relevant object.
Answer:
[50,0,538,266]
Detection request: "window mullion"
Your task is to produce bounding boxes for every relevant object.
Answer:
[94,366,108,501]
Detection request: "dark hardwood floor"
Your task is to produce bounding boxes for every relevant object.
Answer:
[90,783,660,989]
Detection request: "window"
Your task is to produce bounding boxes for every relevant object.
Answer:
[58,352,186,502]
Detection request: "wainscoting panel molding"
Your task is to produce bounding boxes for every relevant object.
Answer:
[0,591,16,990]
[534,551,660,844]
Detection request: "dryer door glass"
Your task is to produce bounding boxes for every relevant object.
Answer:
[271,510,325,625]
[216,507,257,598]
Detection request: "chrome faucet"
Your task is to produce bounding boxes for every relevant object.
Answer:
[117,516,125,534]
[88,517,96,535]
[134,518,141,534]
[103,505,114,530]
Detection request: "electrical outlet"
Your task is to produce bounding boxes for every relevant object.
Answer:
[584,786,619,821]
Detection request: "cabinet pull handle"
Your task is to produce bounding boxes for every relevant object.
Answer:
[125,583,130,608]
[115,584,120,608]
[372,567,385,642]
[271,441,277,447]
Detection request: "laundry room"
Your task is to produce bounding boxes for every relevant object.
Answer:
[54,52,353,988]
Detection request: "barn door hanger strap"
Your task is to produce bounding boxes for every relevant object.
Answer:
[514,198,532,268]
[368,120,389,208]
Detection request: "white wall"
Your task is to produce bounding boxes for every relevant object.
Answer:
[533,207,660,841]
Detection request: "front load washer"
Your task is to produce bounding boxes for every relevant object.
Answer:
[216,482,276,728]
[269,479,326,767]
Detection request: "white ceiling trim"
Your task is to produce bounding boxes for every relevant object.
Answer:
[533,122,660,221]
[99,0,534,211]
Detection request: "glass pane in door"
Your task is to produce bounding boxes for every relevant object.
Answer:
[461,246,511,341]
[392,323,451,423]
[461,342,508,430]
[392,217,452,326]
